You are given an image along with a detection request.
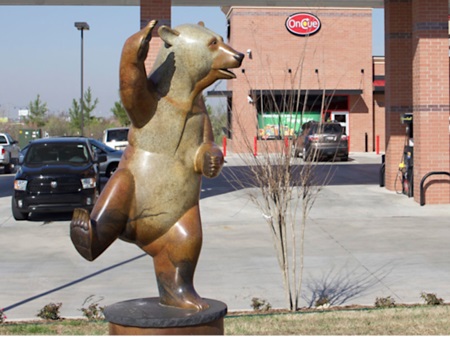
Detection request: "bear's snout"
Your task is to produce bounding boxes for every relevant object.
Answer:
[234,52,245,65]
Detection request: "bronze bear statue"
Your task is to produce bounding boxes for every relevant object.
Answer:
[70,20,244,311]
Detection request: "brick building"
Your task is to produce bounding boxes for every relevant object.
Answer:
[217,6,383,154]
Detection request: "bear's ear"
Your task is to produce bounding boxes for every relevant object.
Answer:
[158,25,180,47]
[198,21,205,27]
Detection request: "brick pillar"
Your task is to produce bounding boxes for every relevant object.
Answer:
[411,0,450,204]
[140,0,171,74]
[384,0,413,193]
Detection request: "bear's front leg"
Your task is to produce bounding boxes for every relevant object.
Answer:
[194,143,224,178]
[120,19,158,128]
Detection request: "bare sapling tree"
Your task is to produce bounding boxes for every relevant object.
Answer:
[226,95,335,311]
[223,37,342,310]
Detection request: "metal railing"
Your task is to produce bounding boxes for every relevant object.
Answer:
[420,171,450,206]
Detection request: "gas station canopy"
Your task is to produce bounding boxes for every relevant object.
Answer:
[0,0,384,7]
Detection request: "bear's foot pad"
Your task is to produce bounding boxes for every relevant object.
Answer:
[70,208,94,260]
[104,297,227,335]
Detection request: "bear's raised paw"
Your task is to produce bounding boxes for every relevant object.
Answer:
[137,20,158,62]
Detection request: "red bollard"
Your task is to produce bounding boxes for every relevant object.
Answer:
[284,136,289,154]
[376,135,380,155]
[222,136,227,157]
[253,136,257,156]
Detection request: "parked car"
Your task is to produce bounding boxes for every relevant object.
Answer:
[12,137,106,221]
[102,127,129,151]
[0,132,20,174]
[88,138,123,177]
[20,138,123,178]
[292,121,349,161]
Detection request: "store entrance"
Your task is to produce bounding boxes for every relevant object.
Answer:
[331,111,349,136]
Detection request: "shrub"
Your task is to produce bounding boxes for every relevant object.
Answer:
[0,308,6,324]
[421,292,444,306]
[374,296,396,308]
[251,297,272,312]
[79,295,105,321]
[37,302,62,320]
[315,296,330,308]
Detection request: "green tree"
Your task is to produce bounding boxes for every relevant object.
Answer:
[26,94,47,127]
[69,98,82,133]
[44,114,72,137]
[83,87,99,124]
[69,87,99,134]
[111,100,130,126]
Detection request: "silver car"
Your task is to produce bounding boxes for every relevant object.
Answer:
[88,138,123,177]
[293,121,349,161]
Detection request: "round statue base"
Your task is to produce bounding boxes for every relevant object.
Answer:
[104,298,227,335]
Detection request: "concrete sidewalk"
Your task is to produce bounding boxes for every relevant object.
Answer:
[222,150,383,166]
[1,152,450,320]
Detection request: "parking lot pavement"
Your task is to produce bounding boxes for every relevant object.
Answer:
[1,152,450,320]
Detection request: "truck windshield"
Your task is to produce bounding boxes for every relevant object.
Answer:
[26,143,89,164]
[106,129,128,142]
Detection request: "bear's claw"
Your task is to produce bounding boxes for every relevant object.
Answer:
[70,208,95,261]
[203,149,224,178]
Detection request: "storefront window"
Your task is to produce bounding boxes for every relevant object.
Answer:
[255,93,348,139]
[257,111,320,139]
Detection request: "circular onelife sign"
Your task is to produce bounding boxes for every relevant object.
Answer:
[285,12,321,36]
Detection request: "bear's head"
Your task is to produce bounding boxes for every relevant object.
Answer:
[154,22,244,98]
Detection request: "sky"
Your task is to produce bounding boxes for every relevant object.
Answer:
[0,6,384,119]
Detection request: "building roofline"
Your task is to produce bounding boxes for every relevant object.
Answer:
[0,0,384,6]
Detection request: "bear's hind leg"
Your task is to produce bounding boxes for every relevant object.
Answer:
[147,204,208,311]
[70,169,135,261]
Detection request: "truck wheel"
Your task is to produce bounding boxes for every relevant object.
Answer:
[4,159,18,174]
[11,197,28,221]
[4,163,13,174]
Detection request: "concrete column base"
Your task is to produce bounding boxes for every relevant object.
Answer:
[104,298,227,335]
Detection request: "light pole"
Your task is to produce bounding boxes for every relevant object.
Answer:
[74,21,89,136]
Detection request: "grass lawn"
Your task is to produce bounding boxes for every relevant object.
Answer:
[1,305,450,335]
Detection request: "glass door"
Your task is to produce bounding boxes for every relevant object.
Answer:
[331,111,349,135]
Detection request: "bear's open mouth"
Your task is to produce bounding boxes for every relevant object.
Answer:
[218,69,236,79]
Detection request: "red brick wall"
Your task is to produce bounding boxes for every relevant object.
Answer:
[349,94,371,152]
[385,0,450,204]
[373,57,385,76]
[373,93,386,152]
[140,0,171,74]
[226,7,374,153]
[373,56,385,152]
[411,0,450,204]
